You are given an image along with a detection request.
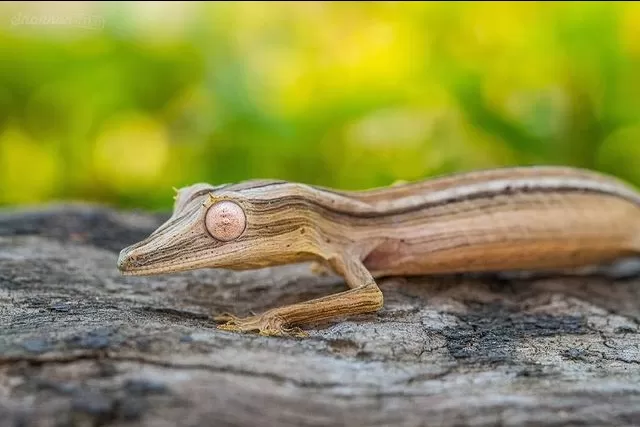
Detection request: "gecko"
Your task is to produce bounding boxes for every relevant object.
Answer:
[117,165,640,337]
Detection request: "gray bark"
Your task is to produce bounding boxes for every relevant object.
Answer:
[0,204,639,427]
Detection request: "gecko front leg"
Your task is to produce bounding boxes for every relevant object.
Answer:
[215,250,384,337]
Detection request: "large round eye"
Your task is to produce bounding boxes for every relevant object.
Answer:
[205,201,246,241]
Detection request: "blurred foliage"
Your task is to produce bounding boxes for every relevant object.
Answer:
[1,2,640,211]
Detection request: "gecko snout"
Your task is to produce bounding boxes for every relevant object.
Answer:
[117,247,135,272]
[117,242,150,273]
[117,245,155,275]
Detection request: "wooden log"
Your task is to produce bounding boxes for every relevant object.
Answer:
[0,205,639,427]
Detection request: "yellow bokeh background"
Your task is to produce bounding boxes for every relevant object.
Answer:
[1,2,639,211]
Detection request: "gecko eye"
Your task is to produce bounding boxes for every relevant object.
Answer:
[204,201,247,242]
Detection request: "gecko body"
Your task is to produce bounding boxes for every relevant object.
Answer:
[118,166,640,336]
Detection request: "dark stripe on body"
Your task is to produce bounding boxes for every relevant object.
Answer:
[248,185,639,221]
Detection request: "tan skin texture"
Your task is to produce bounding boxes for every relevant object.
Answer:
[118,166,640,337]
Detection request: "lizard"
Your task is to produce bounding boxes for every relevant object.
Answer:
[117,165,640,337]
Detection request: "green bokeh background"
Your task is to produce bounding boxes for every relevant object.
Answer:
[1,2,640,211]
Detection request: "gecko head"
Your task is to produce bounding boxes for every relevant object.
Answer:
[117,180,314,276]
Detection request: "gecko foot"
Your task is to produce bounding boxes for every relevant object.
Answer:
[214,312,308,338]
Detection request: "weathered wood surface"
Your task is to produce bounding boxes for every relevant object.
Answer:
[1,204,639,427]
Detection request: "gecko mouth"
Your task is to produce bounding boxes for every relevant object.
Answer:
[116,246,170,276]
[117,248,149,275]
[116,246,214,276]
[117,251,173,276]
